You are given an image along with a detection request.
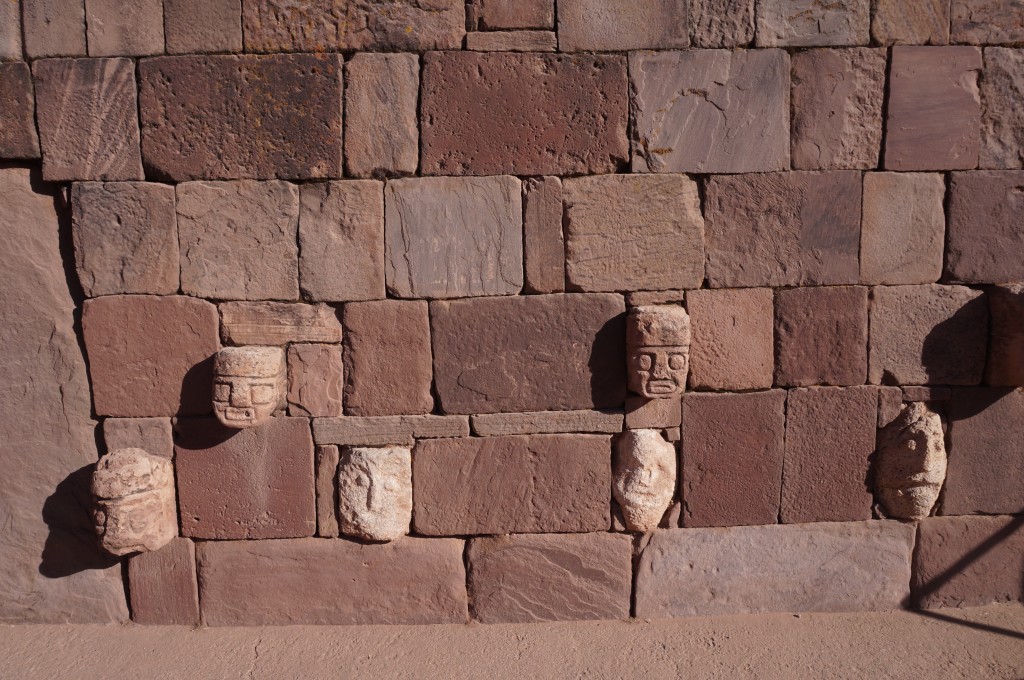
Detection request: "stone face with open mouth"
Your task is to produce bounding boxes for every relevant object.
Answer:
[212,346,286,429]
[627,305,691,399]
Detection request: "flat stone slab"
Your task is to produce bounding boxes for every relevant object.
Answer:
[220,302,342,346]
[470,410,624,436]
[313,415,470,447]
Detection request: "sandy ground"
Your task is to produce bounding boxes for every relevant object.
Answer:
[2,605,1022,679]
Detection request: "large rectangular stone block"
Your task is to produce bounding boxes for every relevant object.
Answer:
[947,171,1024,284]
[557,0,688,51]
[0,63,40,159]
[872,0,950,44]
[774,286,868,387]
[470,410,623,437]
[952,0,1024,44]
[128,538,200,625]
[220,302,342,346]
[23,0,87,58]
[756,0,869,46]
[688,288,773,391]
[86,0,164,56]
[313,415,469,447]
[344,53,419,178]
[164,0,243,54]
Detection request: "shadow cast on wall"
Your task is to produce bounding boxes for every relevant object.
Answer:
[40,464,119,578]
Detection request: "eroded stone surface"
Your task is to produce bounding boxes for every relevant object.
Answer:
[165,0,243,54]
[102,418,173,459]
[92,448,177,556]
[875,402,946,520]
[313,415,469,447]
[468,0,554,29]
[988,284,1024,386]
[0,63,40,158]
[557,0,688,51]
[213,346,286,429]
[689,0,754,47]
[23,0,87,58]
[872,0,950,44]
[687,288,773,391]
[774,286,868,387]
[337,446,412,542]
[861,173,946,285]
[947,171,1024,283]
[471,410,623,437]
[86,0,163,56]
[981,48,1024,169]
[951,0,1024,44]
[345,54,419,178]
[626,305,691,399]
[127,537,200,625]
[523,177,565,294]
[0,0,21,58]
[756,0,869,46]
[220,302,342,346]
[613,429,676,532]
[287,344,343,418]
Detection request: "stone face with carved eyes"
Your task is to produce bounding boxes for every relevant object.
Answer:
[337,445,413,542]
[875,402,947,520]
[212,346,286,429]
[627,305,691,399]
[613,429,676,532]
[92,447,177,556]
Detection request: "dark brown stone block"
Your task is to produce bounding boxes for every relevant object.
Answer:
[775,286,868,387]
[102,417,174,459]
[988,284,1024,386]
[128,538,200,625]
[0,63,40,159]
[625,395,681,430]
[947,171,1024,284]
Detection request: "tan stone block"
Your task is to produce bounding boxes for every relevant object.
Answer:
[102,418,173,459]
[86,0,163,56]
[558,0,688,51]
[860,173,946,285]
[337,446,412,542]
[875,402,946,520]
[952,0,1024,44]
[312,415,470,447]
[344,54,419,178]
[128,538,200,625]
[689,0,754,47]
[522,177,565,294]
[0,0,21,59]
[613,429,676,532]
[287,344,343,418]
[471,410,623,437]
[220,302,342,346]
[688,288,773,391]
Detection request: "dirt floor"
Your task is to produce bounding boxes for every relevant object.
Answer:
[2,604,1022,679]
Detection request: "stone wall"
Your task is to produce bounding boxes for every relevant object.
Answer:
[1,0,1022,625]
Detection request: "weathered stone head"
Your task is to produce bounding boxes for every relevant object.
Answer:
[613,429,677,532]
[213,346,285,429]
[627,305,691,399]
[337,446,413,542]
[92,448,176,556]
[875,402,947,520]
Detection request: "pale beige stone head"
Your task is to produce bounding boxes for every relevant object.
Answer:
[337,446,413,542]
[213,346,285,429]
[875,402,947,520]
[613,429,677,532]
[627,305,691,399]
[91,448,176,556]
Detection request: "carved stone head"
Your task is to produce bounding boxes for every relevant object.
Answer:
[875,402,947,520]
[627,305,691,399]
[337,446,413,542]
[213,346,285,429]
[613,429,677,532]
[92,448,176,556]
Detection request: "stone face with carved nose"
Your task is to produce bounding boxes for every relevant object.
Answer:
[613,429,677,532]
[875,402,947,520]
[627,305,691,399]
[337,446,413,542]
[212,346,286,429]
[91,448,177,556]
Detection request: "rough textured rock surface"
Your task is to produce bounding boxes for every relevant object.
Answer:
[781,387,877,523]
[522,177,565,294]
[83,295,219,417]
[164,0,243,54]
[287,344,343,418]
[197,538,468,625]
[471,411,623,436]
[345,54,419,177]
[868,285,988,386]
[872,0,950,44]
[687,288,773,391]
[0,63,40,158]
[689,0,754,47]
[298,180,384,301]
[91,448,177,556]
[466,30,557,51]
[421,52,628,176]
[468,0,554,29]
[431,294,626,414]
[636,522,915,617]
[626,305,691,399]
[0,0,21,58]
[176,181,299,300]
[951,0,1024,44]
[127,538,200,625]
[468,533,632,623]
[175,417,315,540]
[947,171,1024,283]
[0,167,127,624]
[756,0,869,46]
[861,173,946,284]
[337,446,413,542]
[557,0,688,51]
[791,48,885,170]
[32,57,143,181]
[242,0,465,52]
[85,0,163,56]
[875,403,946,520]
[414,435,611,535]
[23,0,87,58]
[884,47,982,171]
[220,302,342,346]
[102,418,173,459]
[987,284,1024,386]
[564,175,704,292]
[313,415,469,447]
[682,391,786,528]
[71,182,178,296]
[625,396,681,430]
[981,48,1024,169]
[384,176,522,299]
[630,49,788,173]
[139,54,343,181]
[774,286,868,387]
[212,346,286,429]
[704,172,861,287]
[613,429,676,532]
[315,445,340,537]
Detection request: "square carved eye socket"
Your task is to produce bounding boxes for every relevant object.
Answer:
[637,354,654,370]
[213,383,231,401]
[250,383,277,405]
[669,354,687,370]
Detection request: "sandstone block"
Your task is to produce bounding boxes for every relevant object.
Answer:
[343,300,433,416]
[0,63,40,159]
[33,58,143,181]
[626,305,691,399]
[981,48,1024,169]
[613,429,676,532]
[83,295,219,417]
[868,285,988,386]
[775,286,868,387]
[421,52,628,176]
[951,0,1024,44]
[860,173,946,285]
[0,0,21,59]
[902,386,953,402]
[23,0,87,57]
[212,346,286,429]
[315,445,339,537]
[175,417,315,540]
[682,391,785,528]
[164,0,242,54]
[687,288,773,391]
[102,418,173,459]
[139,54,343,181]
[625,290,686,307]
[468,533,632,623]
[86,0,163,56]
[414,435,611,535]
[564,175,704,292]
[782,387,877,523]
[947,171,1024,283]
[756,0,869,46]
[287,344,342,418]
[385,176,522,298]
[313,415,469,447]
[337,446,412,542]
[128,538,200,625]
[242,0,464,52]
[298,181,384,302]
[625,396,681,429]
[469,0,553,29]
[345,54,418,178]
[875,402,946,520]
[636,522,915,617]
[988,284,1024,385]
[471,410,623,437]
[884,47,982,171]
[220,302,342,346]
[872,0,950,44]
[522,177,564,294]
[557,0,687,51]
[943,389,1024,516]
[431,294,626,414]
[466,31,557,51]
[791,48,885,170]
[689,0,754,47]
[914,515,1024,608]
[71,182,178,296]
[630,49,788,173]
[91,448,177,556]
[704,172,862,287]
[198,538,467,625]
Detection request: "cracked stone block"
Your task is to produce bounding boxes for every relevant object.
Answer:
[287,344,343,418]
[981,48,1024,169]
[220,302,342,346]
[128,538,200,625]
[345,54,419,178]
[952,0,1024,44]
[689,0,754,47]
[102,418,173,459]
[164,0,242,54]
[872,0,950,44]
[687,288,773,391]
[774,286,868,387]
[756,0,869,46]
[0,63,40,158]
[23,0,87,58]
[613,429,676,532]
[861,172,946,285]
[86,0,163,56]
[948,171,1024,284]
[91,448,177,556]
[337,446,413,542]
[522,177,565,294]
[557,0,688,51]
[468,0,554,29]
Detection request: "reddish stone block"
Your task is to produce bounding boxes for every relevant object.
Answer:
[756,0,869,46]
[902,386,952,403]
[689,0,754,47]
[557,0,688,51]
[431,294,626,414]
[861,172,946,285]
[625,290,686,307]
[315,445,339,537]
[781,387,877,523]
[688,288,773,391]
[523,177,565,295]
[102,418,173,459]
[468,0,554,29]
[83,295,218,417]
[470,410,623,436]
[947,171,1024,284]
[345,53,419,178]
[33,58,143,181]
[878,386,904,427]
[287,344,342,418]
[468,533,632,623]
[704,172,862,287]
[625,395,681,430]
[23,0,87,58]
[981,48,1024,169]
[0,63,40,159]
[682,391,785,527]
[139,54,343,181]
[466,31,557,52]
[872,0,950,44]
[952,0,1024,44]
[988,285,1024,386]
[86,0,163,56]
[313,415,469,447]
[942,389,1024,516]
[0,0,21,58]
[884,47,982,171]
[175,417,315,540]
[197,537,468,625]
[164,0,242,54]
[775,287,868,387]
[421,52,628,176]
[414,435,611,535]
[343,300,433,417]
[220,302,342,346]
[914,515,1024,608]
[128,538,200,625]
